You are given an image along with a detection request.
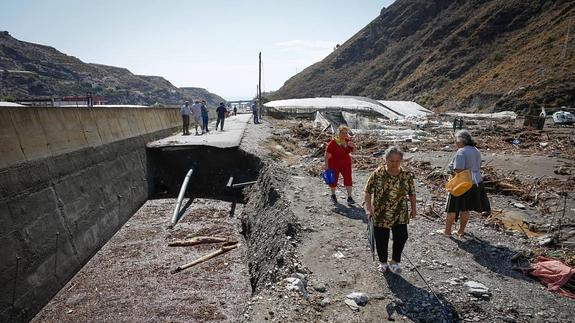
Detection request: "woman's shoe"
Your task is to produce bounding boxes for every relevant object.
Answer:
[377,263,389,273]
[330,194,337,204]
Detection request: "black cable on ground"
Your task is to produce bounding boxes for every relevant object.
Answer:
[402,251,455,320]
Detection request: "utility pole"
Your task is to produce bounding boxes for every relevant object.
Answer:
[258,52,262,119]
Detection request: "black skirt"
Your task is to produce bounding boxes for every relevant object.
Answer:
[446,182,491,213]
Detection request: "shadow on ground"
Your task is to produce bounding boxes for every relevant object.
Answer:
[452,234,533,282]
[333,204,367,223]
[382,272,459,322]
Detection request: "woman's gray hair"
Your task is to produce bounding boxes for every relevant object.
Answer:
[384,145,404,160]
[455,130,476,146]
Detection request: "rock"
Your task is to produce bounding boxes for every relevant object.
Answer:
[284,277,308,299]
[538,235,553,246]
[320,297,331,307]
[513,202,526,209]
[446,278,460,286]
[313,282,327,293]
[346,292,369,306]
[332,251,345,259]
[442,145,453,152]
[344,299,359,311]
[463,281,490,297]
[291,272,307,286]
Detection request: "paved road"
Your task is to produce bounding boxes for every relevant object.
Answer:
[147,114,252,149]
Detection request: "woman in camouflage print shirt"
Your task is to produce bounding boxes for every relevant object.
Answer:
[364,146,416,274]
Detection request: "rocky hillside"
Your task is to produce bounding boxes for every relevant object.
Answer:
[0,31,225,106]
[272,0,575,113]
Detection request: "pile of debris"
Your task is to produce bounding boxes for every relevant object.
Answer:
[481,127,575,159]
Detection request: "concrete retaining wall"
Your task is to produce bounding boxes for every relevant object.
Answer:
[0,107,181,169]
[0,107,180,321]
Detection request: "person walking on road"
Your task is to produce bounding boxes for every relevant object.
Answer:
[441,130,490,237]
[324,125,355,205]
[201,100,210,133]
[233,106,237,116]
[251,101,259,124]
[364,145,416,274]
[180,101,191,135]
[190,99,203,135]
[216,102,227,131]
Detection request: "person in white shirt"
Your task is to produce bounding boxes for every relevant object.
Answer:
[190,99,203,135]
[180,101,191,135]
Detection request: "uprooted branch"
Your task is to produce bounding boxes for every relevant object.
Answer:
[168,236,238,247]
[170,243,239,274]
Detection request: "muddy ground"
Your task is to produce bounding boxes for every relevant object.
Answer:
[33,115,574,322]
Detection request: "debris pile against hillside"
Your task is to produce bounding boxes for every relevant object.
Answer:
[478,126,575,159]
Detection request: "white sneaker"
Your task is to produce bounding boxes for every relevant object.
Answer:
[377,262,389,273]
[389,263,402,274]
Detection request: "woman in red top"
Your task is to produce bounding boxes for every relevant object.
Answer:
[324,125,355,205]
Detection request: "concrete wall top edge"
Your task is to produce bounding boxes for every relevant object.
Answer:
[0,107,180,170]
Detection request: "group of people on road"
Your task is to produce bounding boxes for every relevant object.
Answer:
[324,124,490,274]
[181,100,251,135]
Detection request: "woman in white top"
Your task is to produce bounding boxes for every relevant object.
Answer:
[442,130,490,237]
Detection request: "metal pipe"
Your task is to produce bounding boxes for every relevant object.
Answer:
[231,180,257,189]
[226,176,234,189]
[171,168,194,226]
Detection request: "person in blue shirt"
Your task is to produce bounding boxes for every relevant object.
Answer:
[252,102,259,124]
[201,100,209,133]
[216,102,227,131]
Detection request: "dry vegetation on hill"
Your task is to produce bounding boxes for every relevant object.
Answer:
[272,0,575,114]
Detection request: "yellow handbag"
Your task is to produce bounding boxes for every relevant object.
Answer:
[446,170,473,197]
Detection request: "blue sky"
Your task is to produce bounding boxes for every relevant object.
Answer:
[1,0,393,100]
